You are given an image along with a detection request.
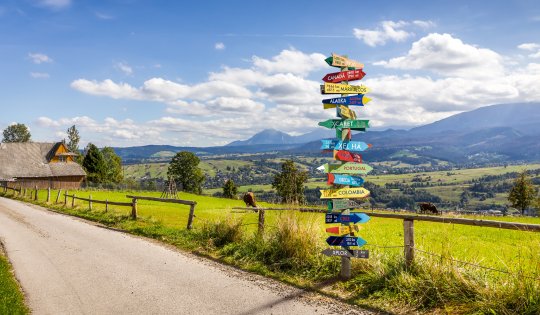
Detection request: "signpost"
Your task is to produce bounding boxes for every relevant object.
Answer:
[318,52,373,280]
[322,95,371,107]
[321,248,369,258]
[327,173,364,186]
[322,69,366,83]
[320,83,370,95]
[320,187,370,199]
[325,212,371,224]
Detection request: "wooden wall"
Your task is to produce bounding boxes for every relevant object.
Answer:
[6,176,84,190]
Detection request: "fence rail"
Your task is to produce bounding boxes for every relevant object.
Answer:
[126,195,197,229]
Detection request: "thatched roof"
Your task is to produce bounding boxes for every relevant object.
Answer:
[0,142,86,180]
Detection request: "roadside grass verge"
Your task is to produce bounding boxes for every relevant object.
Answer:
[2,189,540,314]
[0,247,29,314]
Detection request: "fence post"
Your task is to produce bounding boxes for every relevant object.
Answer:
[23,188,27,197]
[89,195,92,210]
[34,186,38,201]
[187,204,195,230]
[131,198,137,219]
[72,194,76,208]
[56,189,61,204]
[47,187,51,203]
[64,191,68,206]
[404,219,415,268]
[258,209,265,235]
[105,199,109,212]
[340,208,352,280]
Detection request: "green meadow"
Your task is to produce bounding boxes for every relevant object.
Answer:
[3,187,540,313]
[0,250,28,314]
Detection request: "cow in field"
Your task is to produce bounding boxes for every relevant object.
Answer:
[243,192,258,208]
[418,202,439,215]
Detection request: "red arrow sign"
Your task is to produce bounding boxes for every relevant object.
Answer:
[334,150,363,163]
[322,69,366,83]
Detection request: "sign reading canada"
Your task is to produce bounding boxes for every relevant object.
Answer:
[322,69,366,83]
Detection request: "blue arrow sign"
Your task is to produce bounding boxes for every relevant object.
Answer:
[320,139,338,150]
[328,174,364,186]
[326,236,367,247]
[325,212,371,224]
[334,141,370,152]
[322,94,369,106]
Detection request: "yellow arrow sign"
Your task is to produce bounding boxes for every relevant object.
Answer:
[321,83,370,95]
[338,105,356,119]
[326,224,361,235]
[330,53,364,69]
[320,187,370,199]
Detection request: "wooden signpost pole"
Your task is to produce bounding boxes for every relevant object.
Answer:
[339,60,351,280]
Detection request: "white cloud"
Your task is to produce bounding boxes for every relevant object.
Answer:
[36,0,70,9]
[215,42,225,50]
[518,43,540,58]
[375,33,504,78]
[252,49,327,75]
[353,20,434,47]
[115,62,133,75]
[30,72,50,79]
[28,52,53,64]
[71,79,143,100]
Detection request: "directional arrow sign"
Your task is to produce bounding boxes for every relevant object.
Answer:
[326,224,361,235]
[322,69,366,83]
[325,212,371,224]
[320,140,371,152]
[334,150,362,163]
[336,128,353,141]
[320,187,370,199]
[337,105,356,119]
[328,173,364,186]
[325,53,364,69]
[322,95,371,107]
[320,83,370,95]
[327,199,362,211]
[318,119,369,130]
[321,248,369,258]
[326,236,367,247]
[322,162,373,175]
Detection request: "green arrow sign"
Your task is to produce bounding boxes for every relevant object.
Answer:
[318,119,369,130]
[322,162,373,175]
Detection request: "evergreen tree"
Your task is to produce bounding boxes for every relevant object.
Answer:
[508,170,537,215]
[167,151,205,194]
[82,143,106,183]
[2,123,31,143]
[65,125,82,163]
[222,179,238,199]
[101,147,123,183]
[272,159,308,204]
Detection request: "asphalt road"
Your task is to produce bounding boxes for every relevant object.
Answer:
[0,197,374,315]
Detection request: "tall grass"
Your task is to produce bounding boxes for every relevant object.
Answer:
[0,253,28,314]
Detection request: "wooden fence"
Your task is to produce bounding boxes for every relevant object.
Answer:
[232,207,540,266]
[126,195,197,229]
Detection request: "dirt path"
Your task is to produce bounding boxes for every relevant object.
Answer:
[0,197,375,314]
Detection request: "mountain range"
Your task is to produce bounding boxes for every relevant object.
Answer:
[113,102,540,164]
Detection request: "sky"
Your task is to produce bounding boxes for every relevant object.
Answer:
[1,0,540,148]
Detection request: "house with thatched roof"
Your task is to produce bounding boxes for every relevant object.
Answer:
[0,142,86,189]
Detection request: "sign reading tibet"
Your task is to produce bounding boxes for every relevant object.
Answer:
[319,119,369,130]
[320,187,370,199]
[325,53,364,69]
[334,150,362,163]
[322,69,366,83]
[326,236,367,247]
[326,224,361,235]
[321,162,373,175]
[320,139,371,152]
[325,212,371,224]
[327,173,364,186]
[322,95,371,108]
[320,83,370,95]
[327,199,362,211]
[321,248,369,258]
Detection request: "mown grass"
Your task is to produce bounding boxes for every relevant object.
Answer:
[0,250,28,314]
[3,188,540,314]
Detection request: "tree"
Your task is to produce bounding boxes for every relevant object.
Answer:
[222,179,238,199]
[82,143,106,183]
[65,125,80,153]
[272,159,308,204]
[508,170,537,215]
[167,151,205,194]
[2,123,31,143]
[101,147,123,183]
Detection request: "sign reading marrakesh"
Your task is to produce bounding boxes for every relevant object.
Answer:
[320,83,370,95]
[322,95,371,107]
[322,69,366,83]
[322,162,373,175]
[318,119,370,130]
[325,53,364,69]
[320,187,370,199]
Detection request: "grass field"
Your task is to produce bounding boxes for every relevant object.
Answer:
[4,187,540,313]
[0,249,28,314]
